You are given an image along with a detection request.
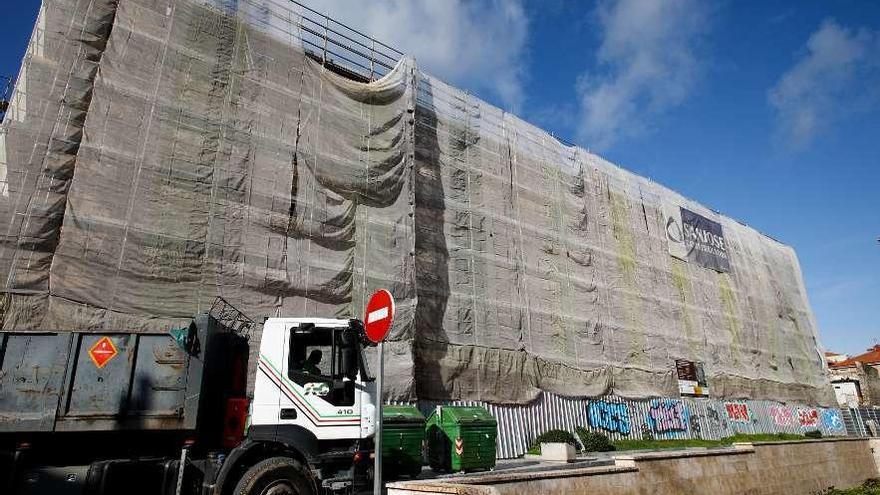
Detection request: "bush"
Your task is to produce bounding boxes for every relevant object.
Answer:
[805,430,823,439]
[528,429,579,454]
[576,427,615,452]
[820,478,880,494]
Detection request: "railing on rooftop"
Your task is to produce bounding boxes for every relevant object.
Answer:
[230,0,404,82]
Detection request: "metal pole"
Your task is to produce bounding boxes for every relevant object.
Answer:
[369,39,375,82]
[322,13,329,65]
[175,445,189,495]
[373,341,384,494]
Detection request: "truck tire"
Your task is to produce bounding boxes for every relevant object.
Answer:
[233,456,316,495]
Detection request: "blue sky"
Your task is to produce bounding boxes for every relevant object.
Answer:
[1,0,877,355]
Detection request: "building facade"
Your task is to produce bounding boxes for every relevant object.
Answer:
[0,0,845,455]
[829,346,880,407]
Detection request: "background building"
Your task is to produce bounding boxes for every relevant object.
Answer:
[829,345,880,407]
[826,351,850,365]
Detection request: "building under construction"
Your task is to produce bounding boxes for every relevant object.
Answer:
[0,0,843,456]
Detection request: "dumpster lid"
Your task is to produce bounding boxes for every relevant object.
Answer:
[432,406,496,425]
[383,405,425,423]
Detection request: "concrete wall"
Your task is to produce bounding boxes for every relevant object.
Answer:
[871,438,880,474]
[388,438,879,495]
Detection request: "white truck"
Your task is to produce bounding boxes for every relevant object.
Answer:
[0,305,380,495]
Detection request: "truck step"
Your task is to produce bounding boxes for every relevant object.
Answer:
[316,450,357,461]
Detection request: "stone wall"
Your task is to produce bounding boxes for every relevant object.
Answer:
[871,438,880,474]
[388,438,879,495]
[829,363,880,406]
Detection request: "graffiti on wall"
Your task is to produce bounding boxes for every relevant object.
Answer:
[689,412,702,438]
[725,402,750,423]
[705,403,731,436]
[820,409,844,433]
[798,408,819,427]
[769,406,794,427]
[485,393,851,459]
[688,403,730,439]
[646,399,689,434]
[587,400,631,435]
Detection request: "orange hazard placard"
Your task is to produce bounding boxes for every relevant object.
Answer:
[88,336,118,369]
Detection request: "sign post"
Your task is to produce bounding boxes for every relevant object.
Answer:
[374,336,385,495]
[365,289,395,495]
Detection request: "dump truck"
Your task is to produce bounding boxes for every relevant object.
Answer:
[0,307,379,495]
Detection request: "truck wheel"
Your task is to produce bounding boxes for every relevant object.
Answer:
[233,457,316,495]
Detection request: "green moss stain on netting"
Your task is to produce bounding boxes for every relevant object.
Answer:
[541,157,576,361]
[718,273,743,368]
[670,258,699,355]
[610,191,647,366]
[610,192,636,278]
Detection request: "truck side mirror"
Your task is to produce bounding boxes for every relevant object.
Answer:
[340,327,359,381]
[341,348,358,381]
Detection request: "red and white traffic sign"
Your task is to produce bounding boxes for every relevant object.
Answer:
[88,336,118,369]
[369,289,396,494]
[364,289,395,343]
[455,437,464,456]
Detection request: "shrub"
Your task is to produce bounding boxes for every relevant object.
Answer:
[576,427,615,452]
[820,478,880,494]
[529,429,579,454]
[805,430,823,439]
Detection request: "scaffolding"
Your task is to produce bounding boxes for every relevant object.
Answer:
[0,0,835,411]
[0,76,12,123]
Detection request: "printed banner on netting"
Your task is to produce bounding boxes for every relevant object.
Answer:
[664,205,731,272]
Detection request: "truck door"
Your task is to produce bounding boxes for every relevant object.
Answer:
[280,325,360,439]
[252,321,286,428]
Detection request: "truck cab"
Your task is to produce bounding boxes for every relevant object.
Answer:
[252,318,376,442]
[210,317,379,495]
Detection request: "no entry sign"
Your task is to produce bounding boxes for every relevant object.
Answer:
[364,289,395,343]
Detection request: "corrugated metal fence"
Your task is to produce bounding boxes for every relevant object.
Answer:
[842,407,880,437]
[397,392,857,459]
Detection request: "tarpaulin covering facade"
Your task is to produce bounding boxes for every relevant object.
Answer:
[0,0,835,407]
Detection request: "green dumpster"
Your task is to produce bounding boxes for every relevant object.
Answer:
[382,405,425,477]
[426,406,497,473]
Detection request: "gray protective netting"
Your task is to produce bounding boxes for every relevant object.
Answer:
[411,74,832,406]
[0,0,835,406]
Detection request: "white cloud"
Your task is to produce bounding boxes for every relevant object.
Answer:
[305,0,530,112]
[576,0,708,150]
[769,20,880,150]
